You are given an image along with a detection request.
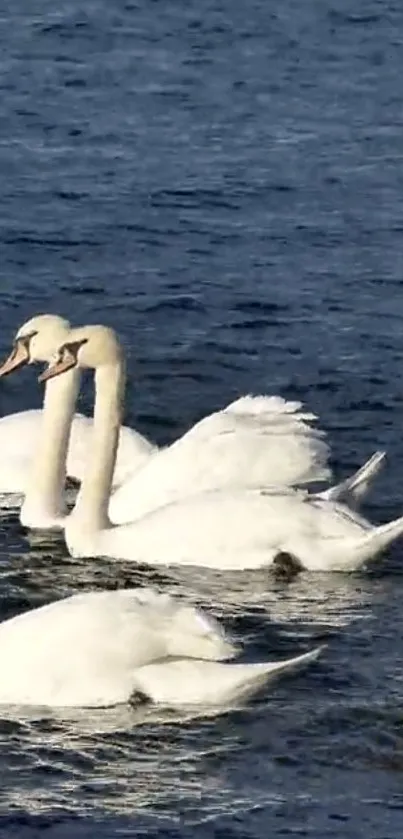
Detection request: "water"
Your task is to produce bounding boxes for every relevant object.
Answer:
[0,0,403,834]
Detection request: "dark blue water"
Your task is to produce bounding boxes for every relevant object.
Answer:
[1,0,403,835]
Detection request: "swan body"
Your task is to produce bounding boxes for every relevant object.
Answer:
[68,486,403,572]
[41,326,401,573]
[0,589,235,706]
[0,588,323,708]
[0,315,155,497]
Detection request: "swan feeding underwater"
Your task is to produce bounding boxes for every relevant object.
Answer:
[0,315,385,531]
[0,587,323,708]
[34,324,401,572]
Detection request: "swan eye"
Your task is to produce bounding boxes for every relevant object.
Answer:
[15,330,38,360]
[50,348,64,364]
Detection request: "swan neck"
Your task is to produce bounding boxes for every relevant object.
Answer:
[71,360,125,532]
[22,370,80,522]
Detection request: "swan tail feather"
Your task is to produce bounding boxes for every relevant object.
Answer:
[317,451,386,506]
[221,645,326,703]
[346,514,403,569]
[134,646,325,707]
[258,644,325,678]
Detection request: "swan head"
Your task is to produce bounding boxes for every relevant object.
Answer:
[168,604,239,662]
[0,315,71,378]
[39,325,123,382]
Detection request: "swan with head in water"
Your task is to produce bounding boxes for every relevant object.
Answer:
[0,315,156,500]
[36,325,401,572]
[0,316,385,528]
[0,587,323,708]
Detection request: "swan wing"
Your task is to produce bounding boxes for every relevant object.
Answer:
[109,395,331,524]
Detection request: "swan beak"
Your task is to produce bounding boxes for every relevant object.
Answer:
[38,349,76,383]
[0,340,29,378]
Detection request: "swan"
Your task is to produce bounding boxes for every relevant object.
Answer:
[0,315,155,497]
[0,587,323,708]
[39,325,403,572]
[0,317,385,529]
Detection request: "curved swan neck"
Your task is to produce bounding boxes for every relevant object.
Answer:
[21,370,80,525]
[69,360,125,533]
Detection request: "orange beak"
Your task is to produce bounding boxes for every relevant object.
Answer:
[38,348,77,383]
[0,340,30,378]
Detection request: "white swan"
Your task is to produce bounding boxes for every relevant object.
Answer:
[0,317,385,529]
[0,587,323,708]
[0,315,155,497]
[39,325,402,572]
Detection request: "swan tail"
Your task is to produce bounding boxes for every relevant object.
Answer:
[254,644,325,679]
[220,644,325,702]
[346,514,403,569]
[134,646,324,707]
[317,451,386,506]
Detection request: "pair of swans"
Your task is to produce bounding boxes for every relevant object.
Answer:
[0,315,399,572]
[0,314,364,512]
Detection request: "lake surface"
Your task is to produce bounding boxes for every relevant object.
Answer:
[1,0,403,836]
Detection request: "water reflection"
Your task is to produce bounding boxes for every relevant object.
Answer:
[0,528,374,636]
[0,700,271,822]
